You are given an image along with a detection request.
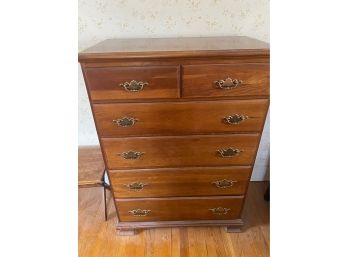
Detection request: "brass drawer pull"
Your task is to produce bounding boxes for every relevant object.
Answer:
[125,182,147,191]
[223,114,248,125]
[212,179,237,188]
[128,209,151,216]
[214,77,242,89]
[120,80,148,92]
[217,148,242,158]
[119,151,144,160]
[113,117,138,127]
[209,207,231,215]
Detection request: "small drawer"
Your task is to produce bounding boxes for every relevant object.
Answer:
[110,166,251,198]
[93,99,269,136]
[101,134,259,169]
[182,63,269,98]
[116,196,244,222]
[83,66,180,101]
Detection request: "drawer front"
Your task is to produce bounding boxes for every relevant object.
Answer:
[182,63,269,98]
[116,196,244,222]
[102,134,259,169]
[93,99,268,136]
[83,66,179,101]
[110,166,251,198]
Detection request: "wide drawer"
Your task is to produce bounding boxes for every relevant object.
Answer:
[93,99,268,136]
[83,66,180,101]
[110,166,251,198]
[116,196,244,222]
[102,134,259,169]
[182,63,269,98]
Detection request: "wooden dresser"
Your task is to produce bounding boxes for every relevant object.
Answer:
[79,36,269,235]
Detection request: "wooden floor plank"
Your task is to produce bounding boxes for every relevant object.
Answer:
[79,182,270,257]
[149,228,172,257]
[187,227,209,257]
[171,227,190,257]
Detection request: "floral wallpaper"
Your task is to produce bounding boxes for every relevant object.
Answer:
[78,0,269,180]
[78,0,269,51]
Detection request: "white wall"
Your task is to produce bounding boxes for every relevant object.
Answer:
[78,0,270,181]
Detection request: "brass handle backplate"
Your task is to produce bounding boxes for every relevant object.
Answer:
[128,209,151,216]
[120,80,148,92]
[211,179,237,188]
[214,78,242,89]
[113,117,138,127]
[119,151,144,160]
[125,182,147,191]
[217,148,242,158]
[223,114,248,125]
[209,207,231,215]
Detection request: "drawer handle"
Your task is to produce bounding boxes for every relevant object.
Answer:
[212,179,237,188]
[209,207,231,215]
[214,78,242,89]
[125,182,147,191]
[217,147,242,158]
[128,209,151,216]
[119,151,144,160]
[119,80,148,92]
[113,117,138,127]
[223,114,248,125]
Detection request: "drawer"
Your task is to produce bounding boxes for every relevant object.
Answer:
[110,166,251,198]
[83,66,180,101]
[116,196,244,222]
[182,63,269,98]
[102,134,259,169]
[93,99,268,136]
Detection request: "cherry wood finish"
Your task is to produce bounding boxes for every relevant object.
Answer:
[109,166,252,198]
[93,99,268,137]
[102,134,259,169]
[83,66,180,101]
[115,219,244,231]
[79,36,270,234]
[116,196,244,222]
[78,182,270,257]
[182,63,269,98]
[78,36,269,61]
[82,58,269,70]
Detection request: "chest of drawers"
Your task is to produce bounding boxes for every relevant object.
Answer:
[79,36,269,235]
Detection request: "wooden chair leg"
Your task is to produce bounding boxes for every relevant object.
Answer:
[102,169,112,221]
[101,169,109,221]
[103,185,107,221]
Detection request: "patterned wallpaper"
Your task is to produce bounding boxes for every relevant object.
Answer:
[78,0,269,51]
[78,0,269,180]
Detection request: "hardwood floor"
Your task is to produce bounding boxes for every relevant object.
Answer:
[78,182,270,257]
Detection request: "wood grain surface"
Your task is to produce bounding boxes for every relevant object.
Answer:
[116,196,244,222]
[110,166,251,198]
[78,36,269,61]
[83,65,180,101]
[182,63,269,98]
[109,166,251,198]
[93,99,269,136]
[101,134,259,169]
[78,182,270,257]
[79,36,270,236]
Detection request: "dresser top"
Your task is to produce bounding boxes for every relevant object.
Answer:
[79,36,269,62]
